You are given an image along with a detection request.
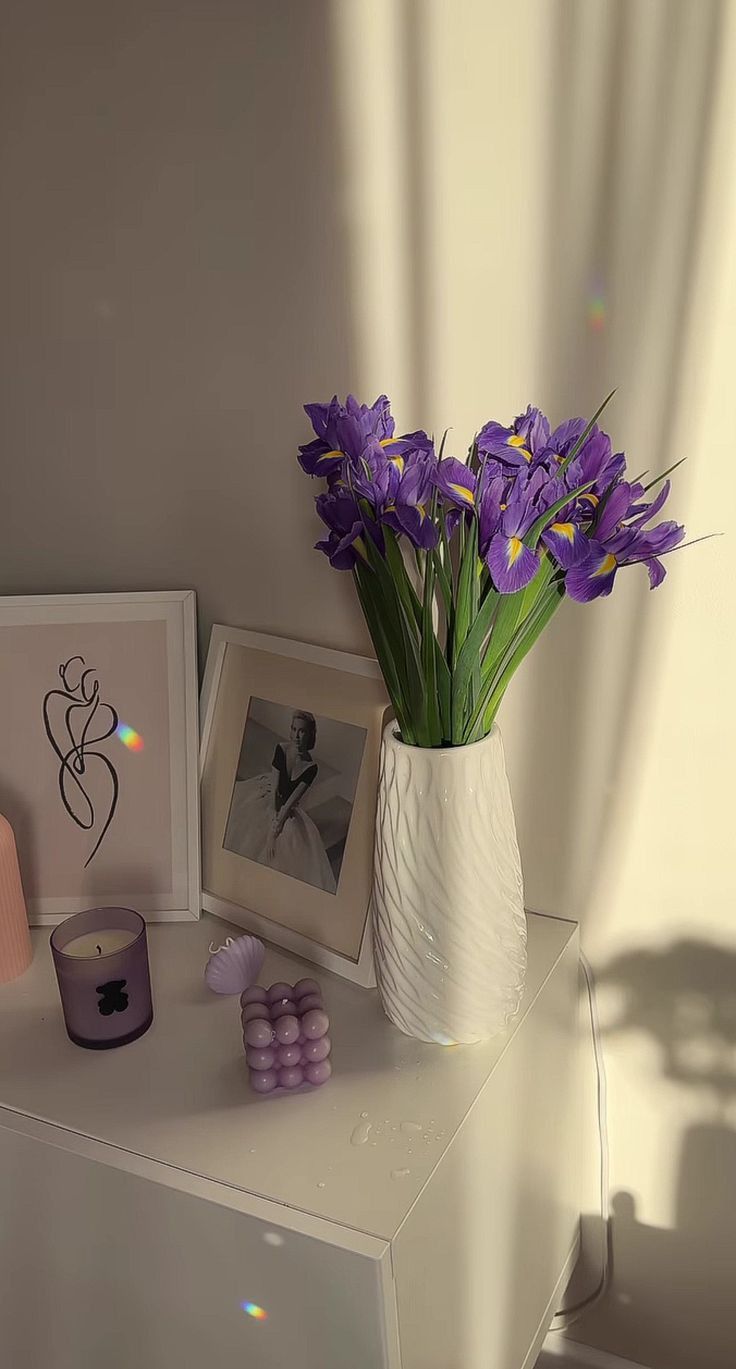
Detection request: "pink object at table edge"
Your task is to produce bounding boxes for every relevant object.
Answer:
[0,815,33,985]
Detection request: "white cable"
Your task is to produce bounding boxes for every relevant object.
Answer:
[550,950,611,1331]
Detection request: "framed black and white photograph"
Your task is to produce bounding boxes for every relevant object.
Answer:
[0,591,201,923]
[200,628,390,985]
[222,698,367,896]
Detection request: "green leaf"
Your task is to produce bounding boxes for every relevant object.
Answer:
[641,457,686,493]
[363,534,427,741]
[353,564,414,743]
[465,578,565,741]
[383,527,422,628]
[420,545,442,745]
[480,552,554,687]
[557,389,617,477]
[433,547,453,623]
[451,517,481,742]
[437,504,455,660]
[484,581,564,728]
[451,577,499,744]
[453,516,478,665]
[435,641,452,743]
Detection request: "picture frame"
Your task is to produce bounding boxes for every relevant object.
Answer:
[0,591,201,924]
[199,627,390,986]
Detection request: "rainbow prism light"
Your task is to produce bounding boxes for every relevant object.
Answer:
[116,723,144,752]
[241,1302,268,1321]
[588,278,606,332]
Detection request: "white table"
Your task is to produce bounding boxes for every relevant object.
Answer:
[0,912,580,1369]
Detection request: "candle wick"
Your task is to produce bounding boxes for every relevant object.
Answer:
[96,944,102,956]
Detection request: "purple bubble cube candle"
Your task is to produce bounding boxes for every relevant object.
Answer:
[241,977,332,1094]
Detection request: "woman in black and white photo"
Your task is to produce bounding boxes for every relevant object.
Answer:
[224,709,337,893]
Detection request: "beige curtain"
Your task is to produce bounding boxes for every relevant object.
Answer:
[330,3,736,1365]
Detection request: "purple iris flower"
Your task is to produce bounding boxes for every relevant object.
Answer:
[434,457,477,510]
[477,474,506,557]
[350,448,396,510]
[528,465,596,569]
[540,516,590,569]
[314,491,368,570]
[298,393,396,481]
[546,419,626,515]
[383,451,439,550]
[485,472,542,593]
[476,405,551,468]
[566,478,685,601]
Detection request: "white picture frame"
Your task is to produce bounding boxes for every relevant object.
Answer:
[0,591,201,924]
[199,627,389,987]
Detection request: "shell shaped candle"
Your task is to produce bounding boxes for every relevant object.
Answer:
[204,934,265,995]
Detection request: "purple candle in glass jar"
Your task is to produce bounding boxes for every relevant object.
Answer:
[242,977,332,1093]
[50,907,153,1049]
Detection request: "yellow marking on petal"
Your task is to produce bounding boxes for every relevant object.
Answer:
[318,449,344,463]
[580,492,599,507]
[592,553,616,577]
[390,456,405,474]
[507,536,524,566]
[508,435,531,460]
[379,437,398,447]
[551,522,576,543]
[449,483,475,506]
[417,504,426,520]
[385,503,397,514]
[500,502,508,510]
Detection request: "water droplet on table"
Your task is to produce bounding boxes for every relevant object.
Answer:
[317,1181,326,1189]
[351,1119,373,1146]
[391,1168,411,1180]
[360,1111,369,1119]
[400,1120,422,1134]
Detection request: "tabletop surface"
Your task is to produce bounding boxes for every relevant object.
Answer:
[0,911,576,1240]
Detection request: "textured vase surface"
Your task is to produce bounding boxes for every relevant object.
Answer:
[371,723,527,1045]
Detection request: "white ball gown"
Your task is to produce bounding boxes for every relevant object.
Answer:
[224,744,337,894]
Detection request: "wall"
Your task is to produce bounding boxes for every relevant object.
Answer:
[1,3,735,1368]
[0,1,366,660]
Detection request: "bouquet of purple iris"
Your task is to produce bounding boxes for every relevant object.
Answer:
[298,393,685,748]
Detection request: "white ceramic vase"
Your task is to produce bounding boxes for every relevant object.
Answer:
[371,723,527,1045]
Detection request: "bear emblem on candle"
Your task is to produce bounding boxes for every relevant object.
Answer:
[96,979,129,1015]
